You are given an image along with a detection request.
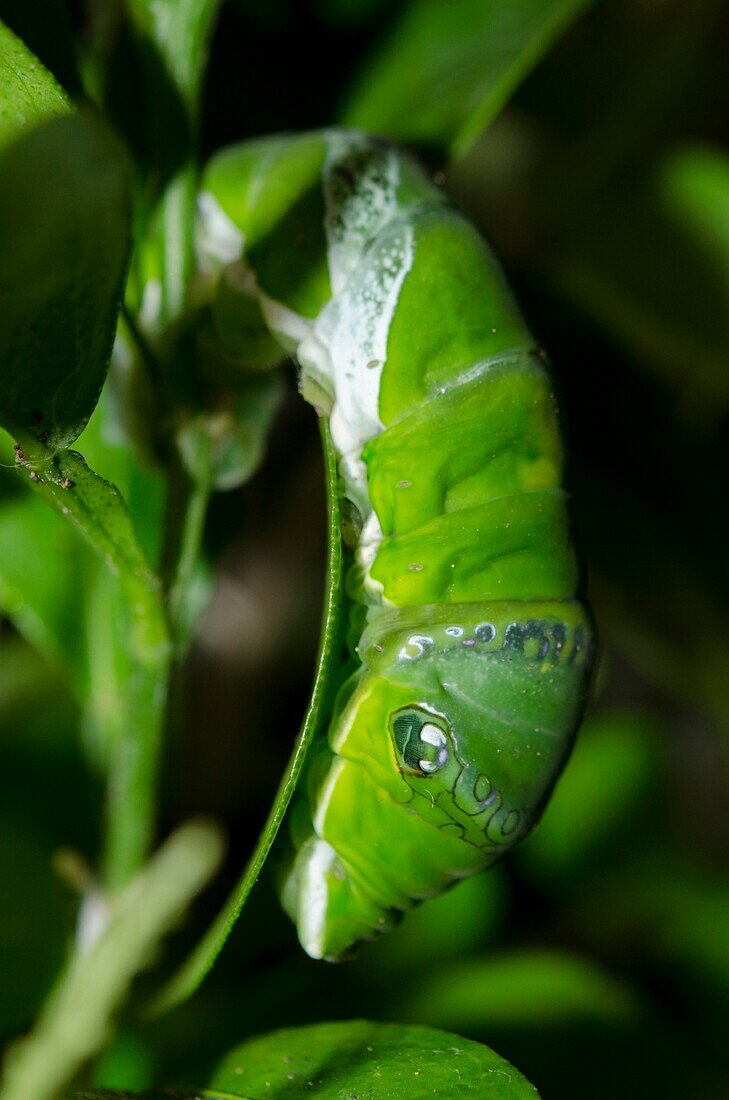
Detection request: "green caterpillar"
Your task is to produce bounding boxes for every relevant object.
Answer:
[200,129,593,960]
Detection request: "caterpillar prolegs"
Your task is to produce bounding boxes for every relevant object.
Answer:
[201,129,594,960]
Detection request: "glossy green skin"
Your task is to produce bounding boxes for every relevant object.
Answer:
[202,129,593,960]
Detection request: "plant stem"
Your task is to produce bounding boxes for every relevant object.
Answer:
[103,574,172,891]
[170,476,211,647]
[158,165,198,328]
[160,452,212,653]
[0,821,224,1100]
[101,173,200,887]
[101,100,200,886]
[27,450,173,892]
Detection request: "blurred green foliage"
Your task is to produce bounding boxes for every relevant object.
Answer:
[0,0,727,1098]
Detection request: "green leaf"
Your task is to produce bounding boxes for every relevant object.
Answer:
[399,949,643,1031]
[176,373,284,492]
[150,420,344,1014]
[88,1031,154,1094]
[73,392,167,572]
[0,494,87,682]
[23,450,162,634]
[0,111,131,453]
[159,348,284,652]
[518,712,659,882]
[0,19,70,152]
[0,2,80,95]
[661,145,729,256]
[563,858,729,1001]
[106,0,222,175]
[0,821,224,1100]
[68,1094,197,1099]
[342,0,594,158]
[655,875,729,999]
[208,264,286,370]
[110,0,223,323]
[80,562,138,772]
[0,634,60,722]
[209,1020,538,1098]
[125,0,223,112]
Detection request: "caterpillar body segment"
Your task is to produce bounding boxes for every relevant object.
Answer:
[201,129,594,960]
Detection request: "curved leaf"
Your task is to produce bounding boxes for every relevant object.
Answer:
[0,2,79,95]
[125,0,222,112]
[0,19,70,152]
[209,1020,538,1098]
[25,450,161,609]
[0,111,131,452]
[69,1094,199,1099]
[342,0,594,158]
[150,420,344,1013]
[110,0,222,323]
